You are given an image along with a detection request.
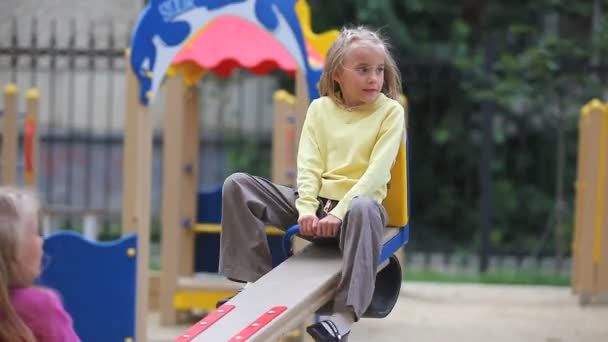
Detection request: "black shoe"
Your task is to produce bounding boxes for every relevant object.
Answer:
[215,296,232,308]
[215,288,243,308]
[306,320,350,341]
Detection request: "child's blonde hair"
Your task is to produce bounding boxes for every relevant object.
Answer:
[0,187,39,342]
[318,26,402,106]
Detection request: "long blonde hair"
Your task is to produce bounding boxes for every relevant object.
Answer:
[318,26,402,106]
[0,187,39,342]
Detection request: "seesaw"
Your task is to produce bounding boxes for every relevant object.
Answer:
[174,132,410,341]
[175,225,408,342]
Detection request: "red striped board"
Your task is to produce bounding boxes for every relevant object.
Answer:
[173,305,235,342]
[228,306,287,341]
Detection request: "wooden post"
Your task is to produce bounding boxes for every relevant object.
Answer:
[2,84,18,185]
[294,70,309,156]
[293,69,310,250]
[573,104,592,292]
[122,50,138,235]
[292,71,312,263]
[160,76,186,325]
[132,102,153,342]
[122,57,152,341]
[24,88,39,188]
[294,70,313,342]
[272,90,296,186]
[595,104,608,294]
[580,103,602,299]
[180,84,199,277]
[574,100,606,304]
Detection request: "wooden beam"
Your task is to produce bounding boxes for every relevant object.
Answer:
[133,101,153,341]
[180,85,200,277]
[272,91,295,186]
[572,105,591,293]
[579,104,602,296]
[294,69,309,158]
[121,56,153,340]
[595,106,608,293]
[160,76,186,325]
[293,71,311,266]
[24,88,39,188]
[2,84,18,186]
[122,52,139,235]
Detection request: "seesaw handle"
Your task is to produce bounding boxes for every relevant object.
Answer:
[282,224,300,258]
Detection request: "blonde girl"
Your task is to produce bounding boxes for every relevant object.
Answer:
[219,26,405,342]
[0,187,80,341]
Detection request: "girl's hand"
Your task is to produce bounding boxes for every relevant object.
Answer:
[317,214,341,237]
[298,215,319,237]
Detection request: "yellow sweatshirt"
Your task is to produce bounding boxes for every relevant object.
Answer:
[295,93,405,220]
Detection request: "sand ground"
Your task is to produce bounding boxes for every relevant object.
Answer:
[148,282,608,342]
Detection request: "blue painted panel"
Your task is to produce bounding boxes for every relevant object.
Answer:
[195,185,223,273]
[378,226,409,264]
[37,231,137,342]
[195,232,285,273]
[196,185,223,223]
[195,232,221,272]
[195,185,287,272]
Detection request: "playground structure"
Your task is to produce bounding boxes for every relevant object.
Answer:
[572,99,608,305]
[122,0,409,341]
[2,85,139,341]
[157,4,326,322]
[1,1,409,341]
[1,84,39,187]
[4,2,605,342]
[123,0,333,336]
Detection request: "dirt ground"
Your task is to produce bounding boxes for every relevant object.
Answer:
[148,282,608,342]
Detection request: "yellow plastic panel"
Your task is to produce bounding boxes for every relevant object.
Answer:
[174,290,237,311]
[384,138,408,227]
[194,224,285,236]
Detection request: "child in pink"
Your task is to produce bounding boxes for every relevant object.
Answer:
[0,187,80,342]
[9,287,80,341]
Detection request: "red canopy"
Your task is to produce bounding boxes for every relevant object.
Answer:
[173,16,303,78]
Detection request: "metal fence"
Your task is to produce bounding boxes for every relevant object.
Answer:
[0,18,276,233]
[1,18,460,237]
[3,17,569,274]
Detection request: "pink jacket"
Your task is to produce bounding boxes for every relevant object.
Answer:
[10,287,80,342]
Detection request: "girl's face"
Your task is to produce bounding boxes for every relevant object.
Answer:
[334,43,385,107]
[17,213,43,283]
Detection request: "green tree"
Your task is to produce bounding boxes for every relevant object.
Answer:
[308,0,606,257]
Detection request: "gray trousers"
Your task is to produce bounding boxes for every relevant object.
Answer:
[219,172,387,319]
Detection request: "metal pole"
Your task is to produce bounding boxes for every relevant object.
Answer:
[479,34,496,273]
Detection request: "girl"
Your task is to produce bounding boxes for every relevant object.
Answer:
[219,26,405,342]
[0,187,80,342]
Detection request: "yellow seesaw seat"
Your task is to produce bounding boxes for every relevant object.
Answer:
[384,134,409,228]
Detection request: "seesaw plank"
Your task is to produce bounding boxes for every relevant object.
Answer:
[183,228,402,341]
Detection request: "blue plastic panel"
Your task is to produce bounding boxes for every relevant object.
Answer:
[197,185,223,223]
[37,231,137,342]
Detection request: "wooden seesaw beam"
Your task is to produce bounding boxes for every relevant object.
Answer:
[174,227,409,342]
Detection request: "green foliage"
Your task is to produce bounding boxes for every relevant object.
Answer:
[226,134,272,179]
[308,0,606,254]
[97,219,161,243]
[405,270,570,286]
